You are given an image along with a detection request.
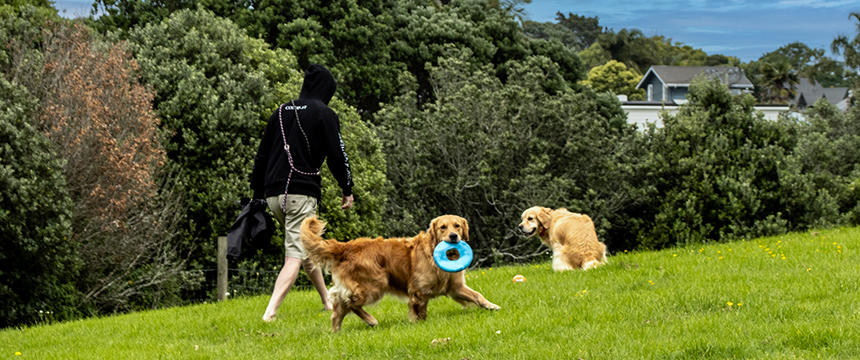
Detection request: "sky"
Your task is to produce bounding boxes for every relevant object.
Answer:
[53,0,91,18]
[52,0,860,62]
[522,0,860,62]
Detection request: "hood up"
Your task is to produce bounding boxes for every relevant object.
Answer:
[298,64,337,105]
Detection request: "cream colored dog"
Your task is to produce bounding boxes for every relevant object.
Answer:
[518,206,607,271]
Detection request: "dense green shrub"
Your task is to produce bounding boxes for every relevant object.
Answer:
[377,51,640,264]
[126,9,388,288]
[779,98,860,227]
[2,4,189,317]
[0,78,81,327]
[125,9,293,271]
[633,78,800,248]
[95,0,584,119]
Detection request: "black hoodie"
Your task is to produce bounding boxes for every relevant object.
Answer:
[250,64,353,200]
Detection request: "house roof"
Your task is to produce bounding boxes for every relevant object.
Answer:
[794,78,849,107]
[637,65,754,89]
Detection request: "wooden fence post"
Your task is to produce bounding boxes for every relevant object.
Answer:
[217,236,227,301]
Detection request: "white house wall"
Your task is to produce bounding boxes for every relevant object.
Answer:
[621,104,790,129]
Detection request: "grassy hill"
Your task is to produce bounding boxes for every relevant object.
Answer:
[2,227,858,359]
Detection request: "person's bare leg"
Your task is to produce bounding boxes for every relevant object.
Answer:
[262,257,303,322]
[303,259,332,311]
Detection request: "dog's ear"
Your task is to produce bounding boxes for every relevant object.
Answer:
[461,218,469,241]
[537,207,552,228]
[428,216,439,240]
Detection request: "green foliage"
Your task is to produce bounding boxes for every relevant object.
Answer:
[125,8,388,286]
[522,20,578,49]
[0,78,81,327]
[125,8,287,271]
[580,60,645,100]
[832,12,860,87]
[576,27,736,73]
[554,12,601,50]
[0,4,57,73]
[780,98,860,227]
[90,0,184,34]
[378,50,639,263]
[744,42,852,102]
[523,12,602,51]
[635,78,800,248]
[0,0,53,9]
[316,97,389,241]
[95,0,585,119]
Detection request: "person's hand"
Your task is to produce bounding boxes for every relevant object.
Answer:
[341,194,354,210]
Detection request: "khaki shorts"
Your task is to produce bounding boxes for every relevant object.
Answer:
[266,194,318,259]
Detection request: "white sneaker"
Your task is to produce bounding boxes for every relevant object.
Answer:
[262,311,276,322]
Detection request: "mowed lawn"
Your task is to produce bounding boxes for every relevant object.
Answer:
[2,227,858,359]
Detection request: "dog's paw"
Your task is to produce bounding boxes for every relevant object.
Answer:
[484,302,501,310]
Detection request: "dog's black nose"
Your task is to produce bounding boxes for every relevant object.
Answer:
[518,224,524,231]
[448,233,459,242]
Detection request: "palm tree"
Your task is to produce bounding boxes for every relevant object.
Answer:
[760,61,798,104]
[832,12,860,86]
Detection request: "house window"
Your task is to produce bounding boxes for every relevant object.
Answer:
[648,84,653,101]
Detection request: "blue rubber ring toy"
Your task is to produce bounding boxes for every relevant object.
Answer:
[433,241,473,272]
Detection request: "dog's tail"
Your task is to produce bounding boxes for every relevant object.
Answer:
[300,215,342,270]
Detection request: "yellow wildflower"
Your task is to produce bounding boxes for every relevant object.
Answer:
[727,301,734,307]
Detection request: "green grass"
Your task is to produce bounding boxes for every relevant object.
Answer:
[3,227,859,359]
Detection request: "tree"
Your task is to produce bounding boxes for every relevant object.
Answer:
[580,60,645,100]
[124,8,288,275]
[0,77,81,327]
[36,23,186,312]
[378,50,641,264]
[759,60,799,104]
[522,20,578,49]
[2,4,188,313]
[580,29,737,73]
[0,0,53,9]
[94,0,585,120]
[555,12,602,50]
[635,78,796,248]
[125,9,389,292]
[832,12,860,84]
[779,98,860,227]
[755,42,851,88]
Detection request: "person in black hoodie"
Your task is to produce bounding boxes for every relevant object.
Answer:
[251,64,354,322]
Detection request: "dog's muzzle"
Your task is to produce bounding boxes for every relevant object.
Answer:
[445,233,460,243]
[518,224,535,236]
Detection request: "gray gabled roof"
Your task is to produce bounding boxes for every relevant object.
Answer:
[794,78,849,107]
[637,65,754,89]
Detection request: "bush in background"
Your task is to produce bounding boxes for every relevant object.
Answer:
[377,50,641,265]
[126,9,389,297]
[0,78,81,327]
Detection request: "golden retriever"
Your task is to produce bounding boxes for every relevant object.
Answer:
[300,214,500,332]
[518,206,607,271]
